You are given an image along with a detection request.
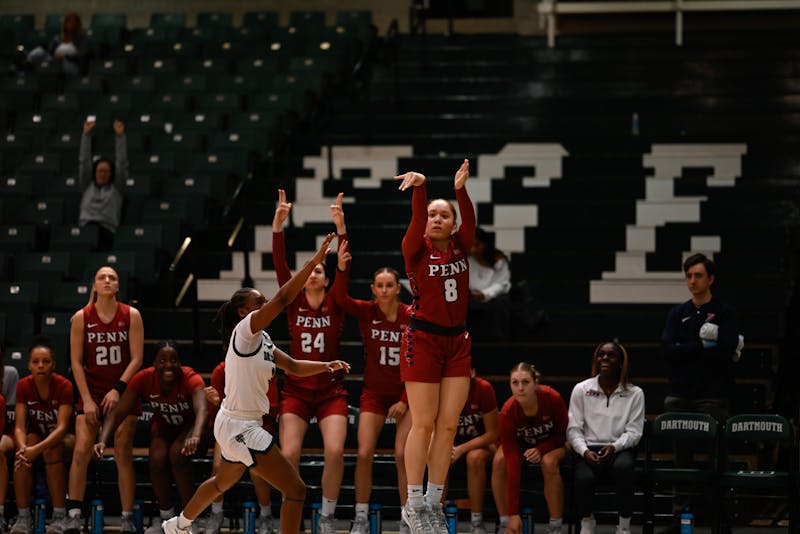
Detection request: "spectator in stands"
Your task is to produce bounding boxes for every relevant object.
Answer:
[78,119,128,251]
[204,358,279,534]
[448,368,499,534]
[467,227,512,341]
[25,12,89,75]
[334,240,413,534]
[271,190,350,534]
[492,362,568,534]
[10,336,74,534]
[64,265,144,534]
[94,340,209,534]
[394,159,475,534]
[660,253,739,531]
[567,341,644,534]
[161,235,351,534]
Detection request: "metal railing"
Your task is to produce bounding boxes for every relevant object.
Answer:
[537,0,800,46]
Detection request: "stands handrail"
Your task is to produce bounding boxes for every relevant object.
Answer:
[537,0,800,46]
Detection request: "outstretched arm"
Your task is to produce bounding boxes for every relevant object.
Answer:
[250,233,336,333]
[113,120,127,193]
[453,159,476,251]
[395,171,428,260]
[274,347,350,377]
[272,188,294,285]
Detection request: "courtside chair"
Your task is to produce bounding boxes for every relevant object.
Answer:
[643,412,720,534]
[719,414,796,531]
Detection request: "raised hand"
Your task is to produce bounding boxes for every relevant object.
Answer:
[272,189,293,232]
[311,233,336,265]
[454,158,469,190]
[113,120,125,135]
[83,120,95,134]
[394,171,426,191]
[337,238,351,271]
[330,192,346,233]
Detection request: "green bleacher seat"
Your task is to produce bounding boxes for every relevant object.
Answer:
[11,197,65,227]
[0,253,7,281]
[335,10,373,30]
[116,75,155,94]
[213,74,260,93]
[44,14,62,36]
[137,57,179,76]
[141,198,203,227]
[4,346,28,379]
[268,27,307,58]
[2,76,38,113]
[150,132,204,158]
[124,111,166,134]
[94,58,130,78]
[0,174,34,199]
[89,13,127,47]
[91,13,127,30]
[115,224,168,250]
[249,92,296,114]
[17,151,62,176]
[51,281,91,311]
[150,12,187,30]
[209,130,262,153]
[17,251,73,280]
[147,92,189,112]
[236,57,282,90]
[195,93,241,113]
[95,93,134,115]
[160,175,223,200]
[47,131,82,167]
[0,281,40,309]
[196,12,233,28]
[0,14,35,46]
[132,152,175,175]
[165,74,207,94]
[183,58,230,77]
[190,151,248,177]
[0,225,37,250]
[39,311,73,367]
[228,111,281,139]
[289,10,326,35]
[49,225,100,252]
[242,11,280,31]
[41,93,80,114]
[170,111,226,134]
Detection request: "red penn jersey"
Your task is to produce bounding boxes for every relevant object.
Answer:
[127,366,205,433]
[273,232,346,389]
[454,377,498,445]
[82,302,133,397]
[16,373,73,436]
[336,286,409,398]
[403,185,475,327]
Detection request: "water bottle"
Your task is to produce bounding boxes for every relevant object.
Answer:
[680,508,694,534]
[521,506,534,534]
[133,499,143,534]
[445,503,458,534]
[242,501,256,534]
[631,112,640,136]
[311,502,322,534]
[33,499,46,534]
[90,499,104,534]
[369,503,382,534]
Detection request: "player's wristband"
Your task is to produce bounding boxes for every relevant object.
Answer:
[113,380,127,395]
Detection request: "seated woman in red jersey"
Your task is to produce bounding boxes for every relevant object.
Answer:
[492,363,568,534]
[272,190,350,534]
[11,336,75,534]
[0,343,15,532]
[335,241,413,534]
[93,340,208,534]
[447,369,499,534]
[203,358,279,534]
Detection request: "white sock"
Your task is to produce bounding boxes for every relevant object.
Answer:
[53,508,66,517]
[68,509,81,519]
[471,513,483,524]
[160,508,175,520]
[211,502,223,514]
[17,508,30,517]
[407,485,424,508]
[424,483,445,507]
[321,497,337,518]
[260,505,272,518]
[500,516,510,526]
[355,503,369,520]
[619,517,631,530]
[550,518,563,533]
[177,512,192,529]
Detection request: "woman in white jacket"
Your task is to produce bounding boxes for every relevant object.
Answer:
[567,341,645,534]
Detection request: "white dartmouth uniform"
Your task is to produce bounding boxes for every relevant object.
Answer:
[215,311,278,466]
